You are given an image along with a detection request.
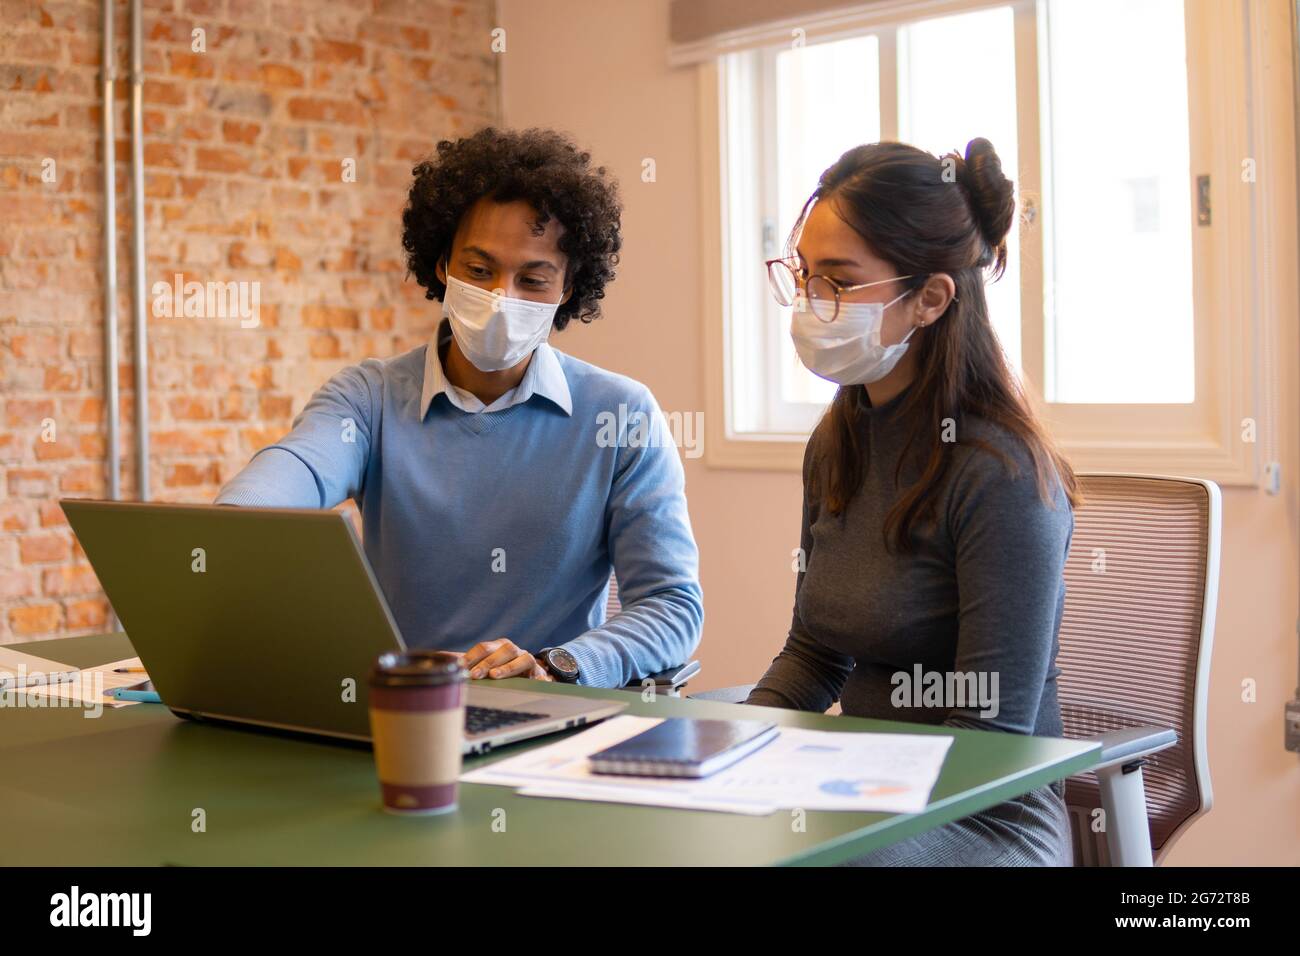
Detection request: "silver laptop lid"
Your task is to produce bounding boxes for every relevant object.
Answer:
[61,499,403,740]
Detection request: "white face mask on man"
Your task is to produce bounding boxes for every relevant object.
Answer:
[789,282,916,386]
[441,273,560,372]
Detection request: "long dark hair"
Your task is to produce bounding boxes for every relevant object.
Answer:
[796,138,1079,550]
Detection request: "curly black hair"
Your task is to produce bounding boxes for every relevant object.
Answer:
[401,127,623,330]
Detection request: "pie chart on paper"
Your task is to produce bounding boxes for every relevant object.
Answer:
[819,778,913,799]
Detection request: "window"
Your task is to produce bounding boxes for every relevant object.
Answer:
[898,6,1021,370]
[701,0,1284,484]
[1039,0,1195,404]
[723,36,881,435]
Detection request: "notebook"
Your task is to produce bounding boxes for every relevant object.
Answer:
[588,718,779,778]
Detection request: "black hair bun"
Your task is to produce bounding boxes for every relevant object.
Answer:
[957,137,1016,249]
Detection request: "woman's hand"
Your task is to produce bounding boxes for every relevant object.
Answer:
[460,638,554,681]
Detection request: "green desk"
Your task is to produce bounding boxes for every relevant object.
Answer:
[0,632,1099,866]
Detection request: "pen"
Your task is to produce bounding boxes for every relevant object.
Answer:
[113,667,148,674]
[112,689,161,703]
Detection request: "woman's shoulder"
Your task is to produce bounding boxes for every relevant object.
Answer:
[946,413,1071,517]
[951,414,1033,471]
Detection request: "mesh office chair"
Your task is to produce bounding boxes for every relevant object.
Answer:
[692,473,1221,867]
[1058,473,1219,866]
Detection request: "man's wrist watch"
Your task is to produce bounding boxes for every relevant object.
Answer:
[537,647,580,683]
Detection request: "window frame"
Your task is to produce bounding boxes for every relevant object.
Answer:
[699,0,1291,486]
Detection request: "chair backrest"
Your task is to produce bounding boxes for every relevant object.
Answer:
[1058,474,1220,865]
[605,574,621,619]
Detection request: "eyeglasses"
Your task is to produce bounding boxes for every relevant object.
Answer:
[765,258,919,323]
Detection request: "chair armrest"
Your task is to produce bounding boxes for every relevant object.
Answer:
[1084,727,1176,867]
[687,683,756,704]
[1087,725,1178,771]
[623,659,701,692]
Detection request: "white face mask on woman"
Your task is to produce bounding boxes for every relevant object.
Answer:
[441,273,560,372]
[790,286,915,386]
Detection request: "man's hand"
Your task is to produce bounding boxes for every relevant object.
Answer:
[460,638,553,682]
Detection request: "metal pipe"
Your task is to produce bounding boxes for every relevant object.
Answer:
[129,0,149,502]
[99,0,119,504]
[100,0,121,634]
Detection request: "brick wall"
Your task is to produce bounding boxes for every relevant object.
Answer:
[0,0,499,643]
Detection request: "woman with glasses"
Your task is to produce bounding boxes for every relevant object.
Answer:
[747,138,1081,866]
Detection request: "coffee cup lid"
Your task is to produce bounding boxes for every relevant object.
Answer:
[371,650,467,687]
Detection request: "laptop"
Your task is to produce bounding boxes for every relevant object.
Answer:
[59,499,626,754]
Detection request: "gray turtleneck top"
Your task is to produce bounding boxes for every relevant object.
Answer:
[747,385,1073,753]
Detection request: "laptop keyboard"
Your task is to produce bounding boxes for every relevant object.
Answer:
[465,705,549,736]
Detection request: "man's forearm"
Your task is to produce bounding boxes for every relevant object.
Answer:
[562,583,703,688]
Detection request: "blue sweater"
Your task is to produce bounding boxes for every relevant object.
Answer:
[214,338,703,688]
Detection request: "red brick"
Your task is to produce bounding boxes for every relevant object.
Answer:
[65,597,109,629]
[151,428,227,456]
[169,396,214,420]
[218,392,251,420]
[0,571,36,601]
[196,147,251,175]
[148,15,197,43]
[260,63,305,88]
[168,51,215,79]
[59,465,103,494]
[165,462,220,486]
[33,437,75,460]
[62,397,103,424]
[37,501,68,527]
[302,305,359,329]
[178,176,220,199]
[222,120,260,145]
[144,142,186,168]
[314,39,365,65]
[8,469,52,497]
[146,172,178,198]
[0,432,22,462]
[20,533,71,564]
[68,330,101,360]
[41,564,100,596]
[43,364,81,390]
[309,334,341,358]
[5,399,55,426]
[286,97,366,127]
[190,364,235,389]
[143,80,187,107]
[259,395,293,419]
[78,433,106,457]
[177,115,217,142]
[16,232,69,258]
[10,603,63,636]
[0,502,32,532]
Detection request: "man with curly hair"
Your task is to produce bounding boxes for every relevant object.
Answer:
[215,127,703,689]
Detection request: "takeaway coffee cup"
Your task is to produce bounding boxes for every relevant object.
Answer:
[368,650,468,815]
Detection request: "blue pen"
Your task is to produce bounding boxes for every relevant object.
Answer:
[112,688,161,703]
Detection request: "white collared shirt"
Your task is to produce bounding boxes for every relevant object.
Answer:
[419,320,573,418]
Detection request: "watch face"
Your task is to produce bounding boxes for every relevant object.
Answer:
[548,648,579,679]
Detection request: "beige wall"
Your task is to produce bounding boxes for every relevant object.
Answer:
[499,0,1300,865]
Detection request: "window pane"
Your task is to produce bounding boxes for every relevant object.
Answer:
[1042,0,1194,403]
[774,35,880,409]
[898,5,1021,371]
